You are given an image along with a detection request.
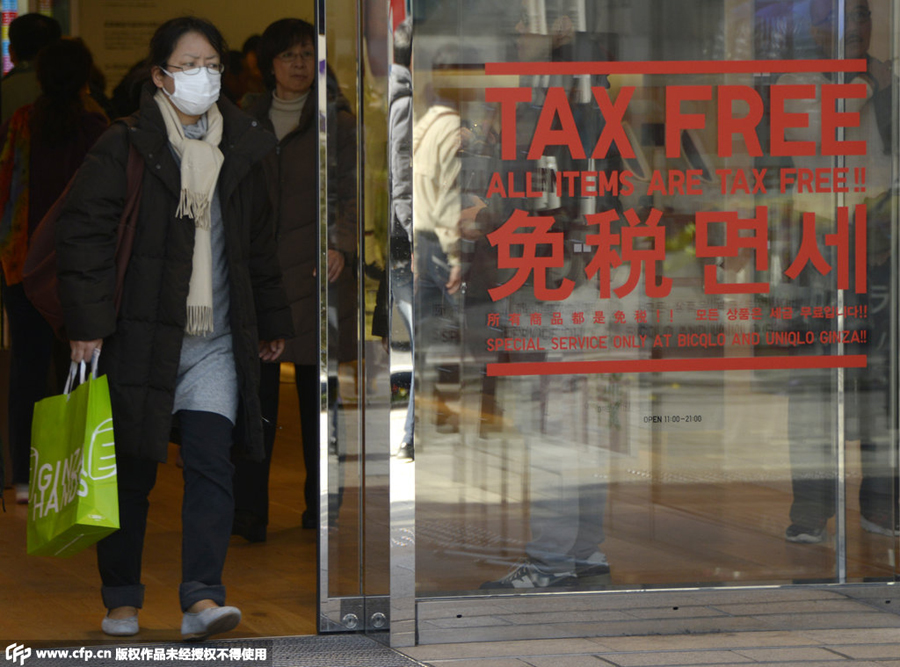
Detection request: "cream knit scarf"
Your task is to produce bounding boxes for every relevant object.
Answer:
[154,89,224,335]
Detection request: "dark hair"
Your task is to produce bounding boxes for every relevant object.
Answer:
[242,34,261,56]
[111,59,152,118]
[393,17,413,68]
[32,38,93,146]
[9,13,61,62]
[147,16,227,71]
[258,19,316,91]
[226,50,244,75]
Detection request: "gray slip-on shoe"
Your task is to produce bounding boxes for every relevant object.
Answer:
[181,605,241,641]
[101,614,139,637]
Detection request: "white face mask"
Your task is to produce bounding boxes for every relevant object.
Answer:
[162,67,221,116]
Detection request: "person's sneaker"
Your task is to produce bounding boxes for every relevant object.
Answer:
[785,523,826,543]
[396,442,414,461]
[861,514,900,537]
[479,561,576,589]
[576,551,611,584]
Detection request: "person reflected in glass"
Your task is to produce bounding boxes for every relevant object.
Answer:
[234,18,357,540]
[478,0,614,589]
[387,18,416,460]
[780,0,897,543]
[412,42,474,447]
[55,16,292,639]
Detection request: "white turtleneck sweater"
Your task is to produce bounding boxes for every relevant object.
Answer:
[269,91,309,141]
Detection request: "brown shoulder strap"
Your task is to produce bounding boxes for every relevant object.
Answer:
[113,128,144,312]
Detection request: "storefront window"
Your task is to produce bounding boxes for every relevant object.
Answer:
[408,0,897,595]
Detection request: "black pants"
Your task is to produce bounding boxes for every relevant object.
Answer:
[97,410,235,611]
[233,363,319,528]
[1,279,65,485]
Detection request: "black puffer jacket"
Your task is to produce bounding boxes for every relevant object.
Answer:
[56,85,293,463]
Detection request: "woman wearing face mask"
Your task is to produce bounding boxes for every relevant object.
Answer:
[55,16,292,640]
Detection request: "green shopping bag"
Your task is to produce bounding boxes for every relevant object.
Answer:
[27,357,119,557]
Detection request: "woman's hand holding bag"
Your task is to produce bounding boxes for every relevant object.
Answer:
[27,350,119,557]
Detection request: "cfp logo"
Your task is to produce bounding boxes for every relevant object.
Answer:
[5,644,31,666]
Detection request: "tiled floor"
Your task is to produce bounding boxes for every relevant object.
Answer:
[401,630,900,667]
[399,584,900,667]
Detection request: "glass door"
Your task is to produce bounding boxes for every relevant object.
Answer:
[337,0,898,647]
[402,0,898,640]
[318,0,396,636]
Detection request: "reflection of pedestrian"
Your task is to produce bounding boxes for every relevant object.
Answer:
[786,234,897,542]
[849,236,895,536]
[477,0,614,589]
[388,18,415,460]
[782,0,897,543]
[56,17,292,639]
[413,45,469,437]
[0,38,108,505]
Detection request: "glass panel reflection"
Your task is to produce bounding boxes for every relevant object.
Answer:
[410,0,897,596]
[324,0,362,601]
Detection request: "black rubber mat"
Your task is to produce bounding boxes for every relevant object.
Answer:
[270,634,425,667]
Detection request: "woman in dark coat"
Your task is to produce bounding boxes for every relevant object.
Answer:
[232,18,356,541]
[56,16,292,641]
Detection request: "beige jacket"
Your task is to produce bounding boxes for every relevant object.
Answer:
[412,104,461,266]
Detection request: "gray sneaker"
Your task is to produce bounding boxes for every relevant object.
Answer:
[576,551,611,584]
[480,561,576,589]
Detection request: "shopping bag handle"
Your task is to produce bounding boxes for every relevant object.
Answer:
[63,348,101,395]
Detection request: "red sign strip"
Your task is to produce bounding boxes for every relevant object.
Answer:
[485,59,868,76]
[486,355,867,377]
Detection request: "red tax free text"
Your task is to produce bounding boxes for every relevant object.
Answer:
[485,83,867,161]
